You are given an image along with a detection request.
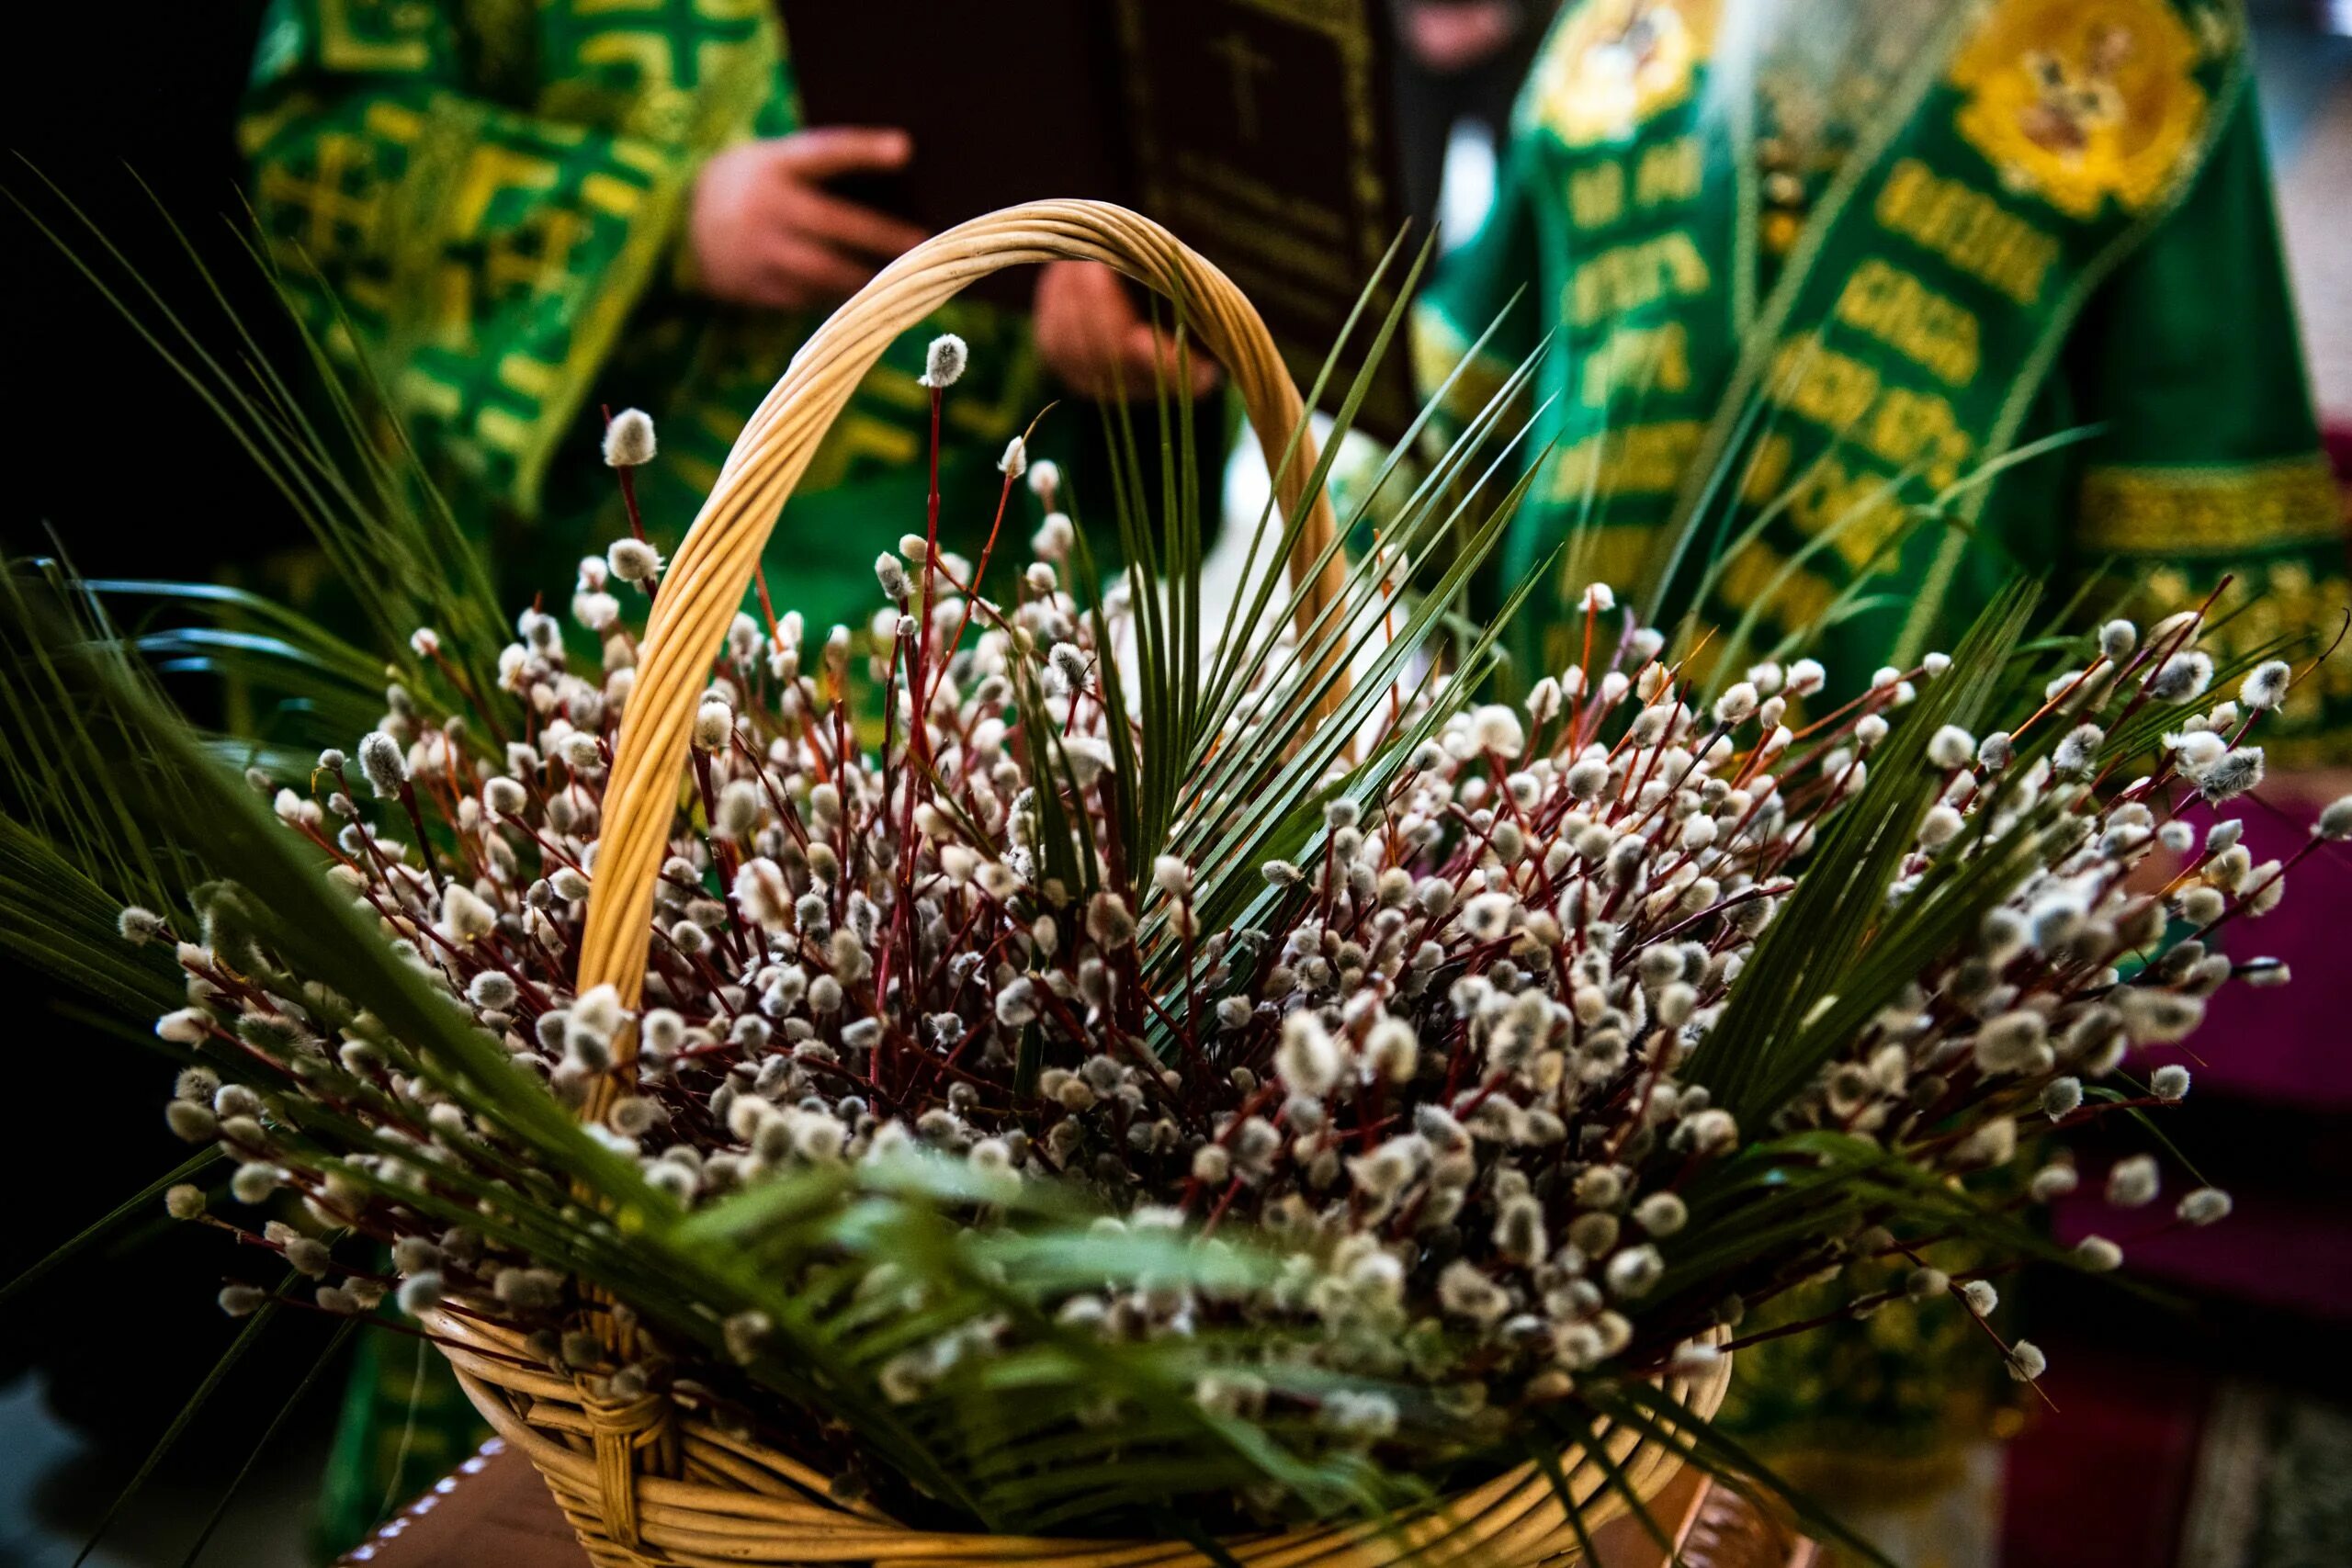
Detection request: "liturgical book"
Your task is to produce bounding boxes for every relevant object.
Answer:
[779,0,1419,438]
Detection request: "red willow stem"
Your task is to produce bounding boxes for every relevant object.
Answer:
[394,782,447,897]
[601,405,649,545]
[939,459,1028,664]
[690,750,754,971]
[752,564,784,649]
[909,384,946,766]
[424,643,507,750]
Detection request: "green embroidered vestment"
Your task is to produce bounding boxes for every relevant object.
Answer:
[1419,0,2348,763]
[241,0,1043,636]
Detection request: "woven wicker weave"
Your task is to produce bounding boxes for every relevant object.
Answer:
[432,200,1728,1566]
[435,1308,1732,1568]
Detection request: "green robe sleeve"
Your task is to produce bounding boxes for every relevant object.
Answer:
[240,0,784,519]
[1413,135,1548,438]
[2064,89,2351,763]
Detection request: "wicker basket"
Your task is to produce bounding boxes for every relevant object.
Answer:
[435,1309,1731,1568]
[432,199,1731,1566]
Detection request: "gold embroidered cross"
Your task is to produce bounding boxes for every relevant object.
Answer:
[1209,30,1273,141]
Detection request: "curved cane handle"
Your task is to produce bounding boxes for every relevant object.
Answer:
[577,201,1343,1088]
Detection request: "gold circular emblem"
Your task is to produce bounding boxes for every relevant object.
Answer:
[1948,0,2209,220]
[1528,0,1723,149]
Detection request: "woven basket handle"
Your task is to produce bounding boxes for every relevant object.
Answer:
[577,201,1345,1092]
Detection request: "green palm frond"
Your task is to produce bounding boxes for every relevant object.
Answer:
[7,164,511,715]
[1687,579,2040,1124]
[0,571,1389,1530]
[175,1315,364,1568]
[0,812,187,1013]
[8,155,2299,1563]
[1,1145,220,1311]
[0,568,209,916]
[71,1267,303,1568]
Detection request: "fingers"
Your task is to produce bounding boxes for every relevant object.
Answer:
[1036,260,1224,400]
[1082,324,1178,400]
[760,233,879,307]
[1089,324,1217,400]
[1034,264,1126,385]
[707,130,924,307]
[768,125,914,179]
[686,138,906,310]
[1043,333,1219,401]
[1125,323,1224,400]
[1036,262,1150,399]
[778,183,926,261]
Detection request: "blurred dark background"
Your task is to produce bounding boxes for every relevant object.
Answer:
[5,4,300,581]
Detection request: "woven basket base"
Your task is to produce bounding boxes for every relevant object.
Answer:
[431,1311,1732,1568]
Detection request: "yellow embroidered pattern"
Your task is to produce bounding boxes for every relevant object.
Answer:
[2077,456,2343,555]
[1527,0,1722,149]
[2128,556,2352,762]
[1947,0,2209,220]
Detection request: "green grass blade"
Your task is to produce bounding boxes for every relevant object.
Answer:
[2,1146,221,1310]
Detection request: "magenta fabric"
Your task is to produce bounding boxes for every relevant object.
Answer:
[2053,1181,2352,1322]
[2144,796,2352,1110]
[2000,1336,2206,1568]
[2045,795,2352,1319]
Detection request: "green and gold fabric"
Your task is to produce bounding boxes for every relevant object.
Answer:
[1419,0,2350,763]
[241,0,1043,635]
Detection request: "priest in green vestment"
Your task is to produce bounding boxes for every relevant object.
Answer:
[238,0,1196,640]
[1418,0,2349,766]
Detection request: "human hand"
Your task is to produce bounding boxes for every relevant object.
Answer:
[1403,0,1518,73]
[1033,260,1222,402]
[685,128,927,310]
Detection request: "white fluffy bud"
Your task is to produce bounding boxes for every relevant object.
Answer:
[602,408,657,467]
[920,334,967,389]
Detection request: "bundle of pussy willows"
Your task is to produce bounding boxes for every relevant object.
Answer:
[130,461,2346,1533]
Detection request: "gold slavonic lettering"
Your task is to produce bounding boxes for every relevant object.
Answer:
[1761,334,1978,505]
[1833,257,1982,387]
[1634,137,1702,209]
[1782,453,1910,571]
[1740,434,1792,505]
[1874,158,2058,307]
[1568,231,1711,327]
[1547,420,1705,501]
[1568,160,1625,230]
[1579,321,1691,406]
[1860,385,1973,492]
[1767,333,1882,431]
[1713,537,1838,629]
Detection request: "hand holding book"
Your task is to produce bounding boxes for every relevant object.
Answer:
[1033,260,1224,402]
[685,128,929,310]
[778,0,1416,436]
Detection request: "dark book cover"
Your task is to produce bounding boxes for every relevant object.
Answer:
[779,0,1417,439]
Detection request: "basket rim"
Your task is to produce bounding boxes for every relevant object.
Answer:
[427,1306,1733,1566]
